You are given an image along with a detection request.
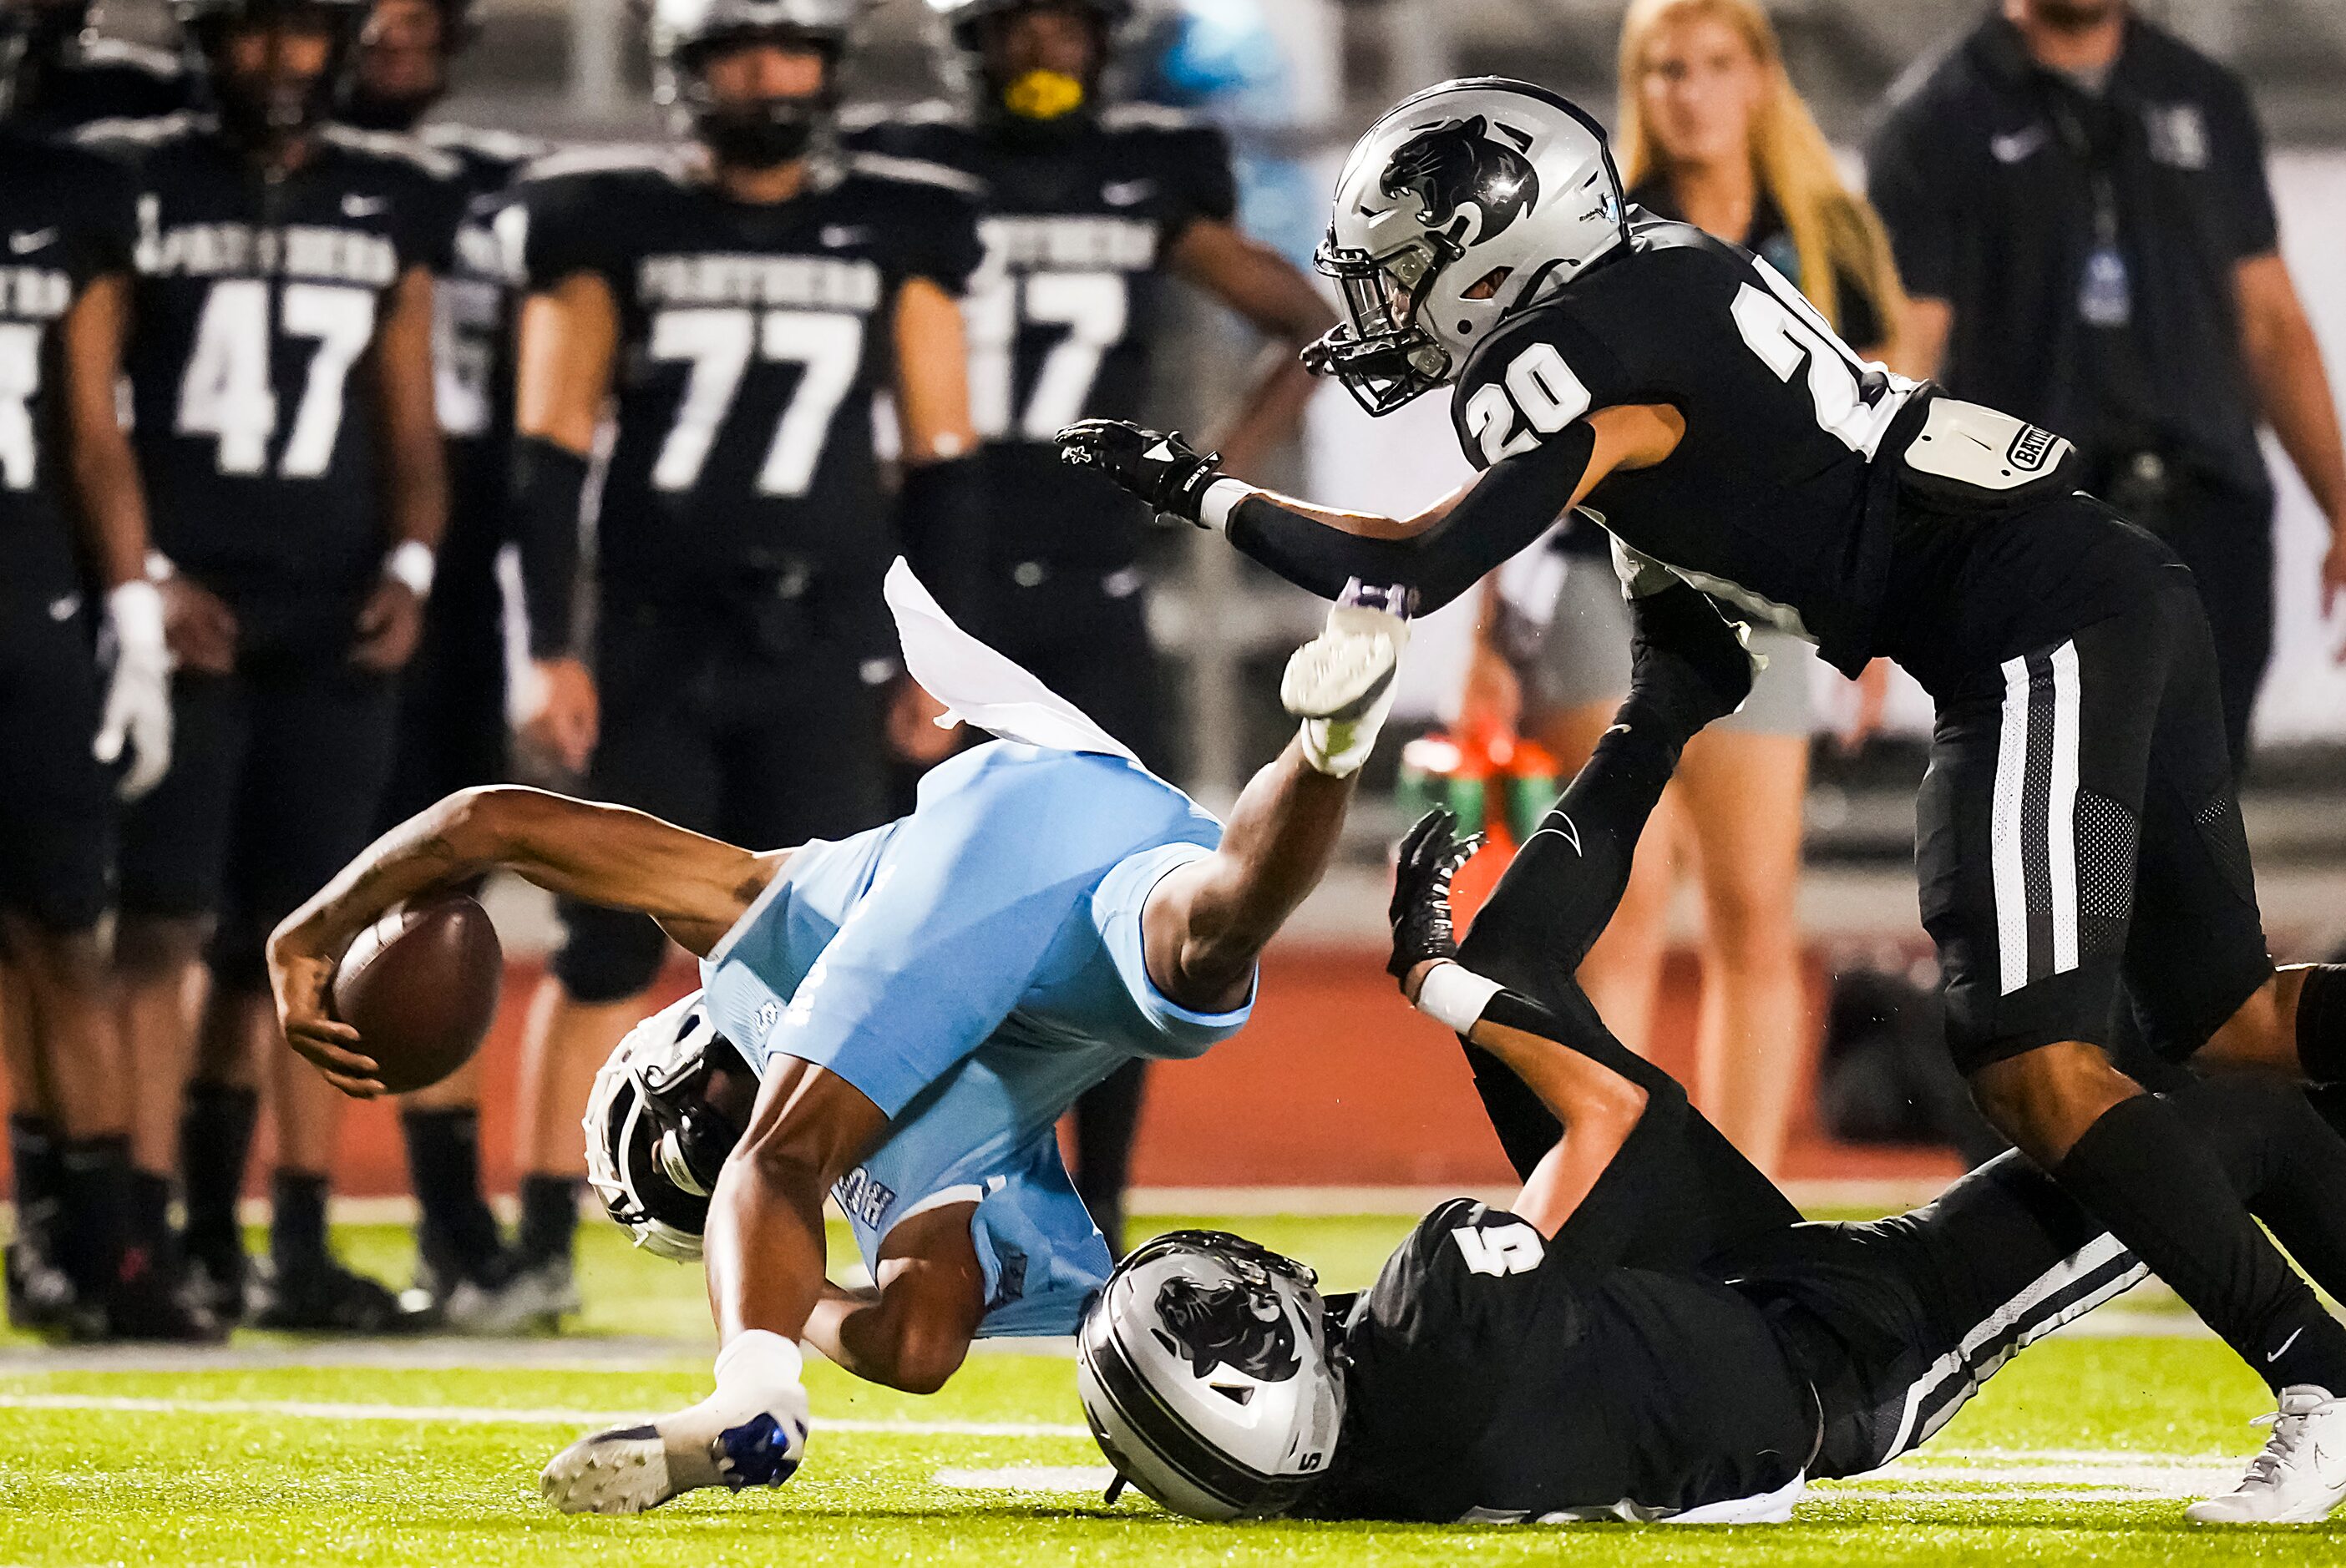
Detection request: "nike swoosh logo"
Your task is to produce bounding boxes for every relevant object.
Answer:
[342,195,388,218]
[9,228,58,254]
[1102,180,1154,207]
[1523,816,1583,857]
[820,225,871,249]
[48,594,80,622]
[2268,1327,2305,1363]
[1991,126,2048,164]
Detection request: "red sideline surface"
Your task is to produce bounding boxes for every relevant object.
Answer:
[41,950,1958,1199]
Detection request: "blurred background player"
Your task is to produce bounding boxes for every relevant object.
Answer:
[1457,0,1909,1175]
[0,0,183,1338]
[500,0,984,1311]
[845,0,1333,1251]
[82,0,451,1329]
[5,0,195,135]
[341,0,553,1328]
[1867,0,2346,775]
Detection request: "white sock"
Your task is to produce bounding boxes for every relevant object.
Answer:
[713,1329,803,1402]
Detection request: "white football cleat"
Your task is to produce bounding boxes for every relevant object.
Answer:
[2185,1386,2346,1525]
[541,1379,811,1515]
[1284,581,1412,778]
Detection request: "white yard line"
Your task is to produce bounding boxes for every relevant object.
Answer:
[0,1392,1089,1439]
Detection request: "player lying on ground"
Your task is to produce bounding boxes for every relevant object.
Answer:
[266,561,1410,1513]
[1080,587,2346,1525]
[1061,76,2346,1516]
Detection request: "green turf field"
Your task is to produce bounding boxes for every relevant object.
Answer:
[1,1216,2334,1565]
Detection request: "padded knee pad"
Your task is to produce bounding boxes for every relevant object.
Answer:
[551,903,670,1004]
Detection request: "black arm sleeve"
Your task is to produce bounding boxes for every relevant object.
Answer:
[1224,421,1595,611]
[512,435,589,660]
[894,454,986,624]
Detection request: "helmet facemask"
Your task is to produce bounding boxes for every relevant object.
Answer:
[671,26,838,169]
[185,0,364,150]
[1308,230,1459,417]
[584,993,752,1261]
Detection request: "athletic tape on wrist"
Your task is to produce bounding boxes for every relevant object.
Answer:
[383,540,437,599]
[1416,962,1505,1035]
[1199,478,1259,534]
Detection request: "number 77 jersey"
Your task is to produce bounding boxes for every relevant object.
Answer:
[1451,215,1922,678]
[494,148,986,611]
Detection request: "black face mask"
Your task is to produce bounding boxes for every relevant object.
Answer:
[696,96,820,170]
[338,80,433,133]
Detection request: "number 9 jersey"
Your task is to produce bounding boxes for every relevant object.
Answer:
[1451,215,1922,678]
[76,113,461,643]
[492,147,986,615]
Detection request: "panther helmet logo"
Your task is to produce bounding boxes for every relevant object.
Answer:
[1153,1275,1303,1383]
[1381,114,1541,246]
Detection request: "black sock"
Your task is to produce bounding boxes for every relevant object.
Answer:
[180,1082,258,1269]
[8,1114,63,1242]
[2298,964,2346,1084]
[55,1136,132,1297]
[271,1171,331,1274]
[2057,1094,2346,1393]
[124,1168,176,1283]
[400,1107,504,1284]
[518,1174,582,1268]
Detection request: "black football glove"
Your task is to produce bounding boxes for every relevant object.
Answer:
[1628,583,1759,737]
[1056,419,1224,524]
[1387,808,1483,983]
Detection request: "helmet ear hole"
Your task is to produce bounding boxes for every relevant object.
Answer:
[1462,266,1511,301]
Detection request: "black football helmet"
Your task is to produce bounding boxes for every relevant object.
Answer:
[925,0,1135,128]
[175,0,367,144]
[338,0,474,132]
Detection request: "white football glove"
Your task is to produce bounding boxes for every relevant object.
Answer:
[94,579,174,801]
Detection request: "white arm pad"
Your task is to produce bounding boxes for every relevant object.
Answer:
[1198,477,1260,534]
[1415,961,1506,1035]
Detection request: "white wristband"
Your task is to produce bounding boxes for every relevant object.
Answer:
[1416,961,1505,1035]
[1198,477,1259,534]
[105,579,167,657]
[384,539,436,598]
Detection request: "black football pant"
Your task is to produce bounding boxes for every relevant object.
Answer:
[552,610,889,1004]
[379,525,508,828]
[978,564,1168,1256]
[0,585,114,933]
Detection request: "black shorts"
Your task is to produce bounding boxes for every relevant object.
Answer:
[119,649,398,987]
[1880,495,2273,1075]
[378,542,509,828]
[975,562,1168,775]
[1725,1150,2142,1480]
[551,611,889,1003]
[0,592,114,932]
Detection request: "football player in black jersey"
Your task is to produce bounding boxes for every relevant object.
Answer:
[81,0,453,1331]
[1081,590,2346,1525]
[844,0,1333,1257]
[1065,77,2346,1515]
[339,0,556,1329]
[0,6,190,1338]
[1,0,198,135]
[499,0,986,1309]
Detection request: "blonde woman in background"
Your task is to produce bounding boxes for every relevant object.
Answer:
[1461,0,1911,1174]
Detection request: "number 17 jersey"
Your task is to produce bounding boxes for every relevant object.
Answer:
[1451,215,1919,676]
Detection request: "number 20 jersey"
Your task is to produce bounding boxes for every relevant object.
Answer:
[1450,215,1920,677]
[497,149,985,612]
[845,103,1237,569]
[78,114,459,635]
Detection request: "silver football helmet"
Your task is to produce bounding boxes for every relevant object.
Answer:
[648,0,869,164]
[583,990,748,1262]
[1310,77,1629,415]
[1076,1230,1346,1520]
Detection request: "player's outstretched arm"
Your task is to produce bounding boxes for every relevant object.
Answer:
[1057,404,1680,611]
[1389,811,1647,1239]
[268,787,783,1094]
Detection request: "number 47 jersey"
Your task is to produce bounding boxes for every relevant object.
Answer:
[78,114,459,638]
[1452,215,1921,678]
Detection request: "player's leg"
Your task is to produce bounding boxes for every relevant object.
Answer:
[1674,722,1811,1175]
[515,618,722,1299]
[383,559,516,1317]
[236,655,409,1332]
[1923,577,2346,1460]
[117,665,247,1329]
[0,959,75,1329]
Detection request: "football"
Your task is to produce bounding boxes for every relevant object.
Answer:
[330,895,504,1095]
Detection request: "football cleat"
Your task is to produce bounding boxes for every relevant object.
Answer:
[250,1257,428,1334]
[541,1383,811,1515]
[1283,580,1412,778]
[2186,1386,2346,1524]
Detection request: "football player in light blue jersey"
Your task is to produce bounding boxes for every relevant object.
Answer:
[267,562,1412,1514]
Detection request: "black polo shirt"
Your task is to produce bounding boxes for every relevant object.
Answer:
[1865,13,2277,497]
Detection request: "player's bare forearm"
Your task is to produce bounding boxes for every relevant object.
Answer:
[894,278,978,463]
[704,1058,890,1360]
[376,265,448,550]
[1173,219,1339,478]
[1143,739,1355,1013]
[2238,255,2346,528]
[59,275,153,588]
